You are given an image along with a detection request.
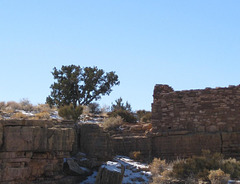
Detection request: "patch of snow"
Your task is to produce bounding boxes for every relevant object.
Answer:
[16,110,35,116]
[80,156,152,184]
[50,111,62,120]
[102,161,122,173]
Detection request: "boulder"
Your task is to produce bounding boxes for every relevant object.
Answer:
[63,158,92,176]
[95,161,124,184]
[75,152,103,169]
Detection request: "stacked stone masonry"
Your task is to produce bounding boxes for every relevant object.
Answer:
[0,120,75,184]
[2,84,240,182]
[152,84,240,159]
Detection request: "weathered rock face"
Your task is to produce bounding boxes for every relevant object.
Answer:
[151,84,240,159]
[79,123,112,160]
[95,161,124,184]
[0,120,76,184]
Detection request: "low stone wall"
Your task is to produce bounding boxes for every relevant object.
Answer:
[79,124,151,160]
[0,120,75,184]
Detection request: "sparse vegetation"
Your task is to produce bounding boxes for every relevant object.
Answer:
[6,101,21,111]
[150,150,240,183]
[0,101,58,120]
[19,98,33,111]
[208,169,230,184]
[11,112,28,119]
[109,98,137,123]
[34,112,51,120]
[88,102,101,114]
[102,116,123,130]
[137,110,152,123]
[129,151,144,161]
[58,104,83,122]
[150,158,172,184]
[109,109,136,123]
[0,101,5,110]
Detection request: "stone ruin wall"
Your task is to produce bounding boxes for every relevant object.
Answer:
[151,84,240,159]
[0,120,75,184]
[2,84,240,183]
[0,120,151,184]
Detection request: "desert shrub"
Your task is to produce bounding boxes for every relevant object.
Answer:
[150,158,169,176]
[11,112,27,119]
[221,158,240,179]
[103,116,123,130]
[34,112,51,120]
[6,101,20,111]
[172,151,225,181]
[108,109,137,123]
[141,112,152,123]
[150,158,172,184]
[129,151,143,161]
[0,101,5,110]
[58,104,83,121]
[19,98,33,111]
[35,104,53,113]
[208,169,230,184]
[88,102,101,114]
[136,110,152,123]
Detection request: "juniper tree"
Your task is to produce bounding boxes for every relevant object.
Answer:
[46,65,120,108]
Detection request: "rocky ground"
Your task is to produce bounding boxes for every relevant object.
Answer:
[80,155,152,184]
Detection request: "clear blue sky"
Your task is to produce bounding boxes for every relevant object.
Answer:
[1,0,240,111]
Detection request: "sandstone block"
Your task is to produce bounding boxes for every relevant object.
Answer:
[95,161,124,184]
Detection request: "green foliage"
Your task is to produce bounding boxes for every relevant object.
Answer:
[111,97,131,111]
[58,104,83,122]
[109,98,136,123]
[88,102,101,114]
[137,110,152,122]
[102,116,123,130]
[109,109,137,123]
[46,65,120,107]
[136,110,146,121]
[142,112,152,122]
